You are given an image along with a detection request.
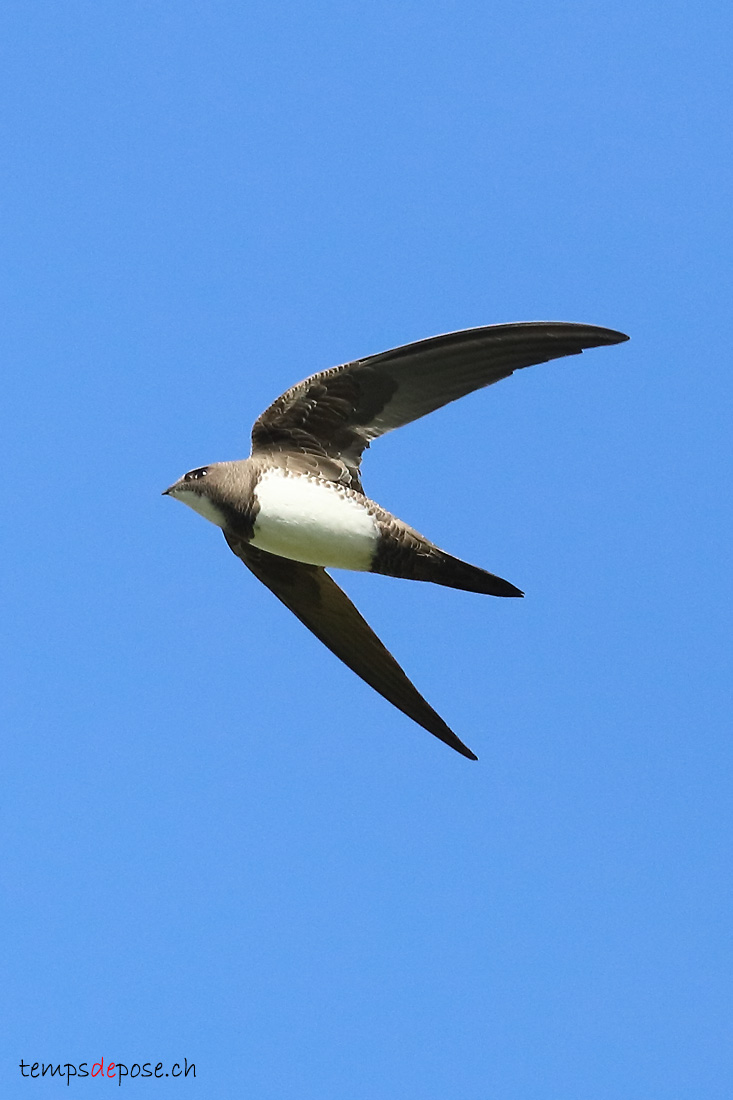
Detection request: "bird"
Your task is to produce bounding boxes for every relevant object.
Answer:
[163,321,628,760]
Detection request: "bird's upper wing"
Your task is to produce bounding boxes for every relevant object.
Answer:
[251,322,629,490]
[225,535,477,760]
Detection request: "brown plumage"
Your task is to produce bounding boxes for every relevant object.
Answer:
[164,321,629,760]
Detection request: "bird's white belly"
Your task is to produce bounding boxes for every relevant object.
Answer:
[251,470,379,570]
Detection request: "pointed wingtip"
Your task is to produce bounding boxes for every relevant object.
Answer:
[593,326,630,345]
[406,710,479,760]
[443,733,478,761]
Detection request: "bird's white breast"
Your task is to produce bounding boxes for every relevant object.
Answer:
[251,469,379,570]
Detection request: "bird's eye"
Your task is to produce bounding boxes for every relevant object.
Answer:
[184,467,209,482]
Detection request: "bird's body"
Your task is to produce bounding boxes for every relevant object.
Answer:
[164,321,629,759]
[251,466,379,570]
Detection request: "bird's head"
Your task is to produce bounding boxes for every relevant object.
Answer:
[162,462,237,529]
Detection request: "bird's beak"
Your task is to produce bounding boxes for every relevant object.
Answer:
[162,485,174,496]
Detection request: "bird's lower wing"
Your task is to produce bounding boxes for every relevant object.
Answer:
[224,535,477,760]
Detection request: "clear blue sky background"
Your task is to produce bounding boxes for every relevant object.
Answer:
[2,2,731,1096]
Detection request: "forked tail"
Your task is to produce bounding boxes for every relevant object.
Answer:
[372,539,523,597]
[413,549,524,597]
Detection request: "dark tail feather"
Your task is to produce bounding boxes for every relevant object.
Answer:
[412,550,524,597]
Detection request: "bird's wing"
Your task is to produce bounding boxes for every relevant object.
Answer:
[225,535,477,760]
[251,322,629,489]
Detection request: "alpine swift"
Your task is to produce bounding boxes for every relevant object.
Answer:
[164,321,629,760]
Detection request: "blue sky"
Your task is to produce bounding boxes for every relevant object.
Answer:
[2,1,731,1096]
